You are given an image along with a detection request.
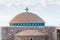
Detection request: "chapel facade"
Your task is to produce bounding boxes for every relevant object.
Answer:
[1,7,60,40]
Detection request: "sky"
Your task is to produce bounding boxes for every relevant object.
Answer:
[0,0,60,26]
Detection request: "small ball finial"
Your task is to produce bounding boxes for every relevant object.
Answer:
[25,7,29,12]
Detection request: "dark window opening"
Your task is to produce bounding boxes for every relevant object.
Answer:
[57,30,60,33]
[57,30,60,40]
[30,38,32,40]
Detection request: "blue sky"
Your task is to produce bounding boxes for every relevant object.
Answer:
[0,0,60,27]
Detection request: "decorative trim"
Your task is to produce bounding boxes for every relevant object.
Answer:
[10,23,44,26]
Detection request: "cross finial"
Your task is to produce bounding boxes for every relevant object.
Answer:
[25,7,29,12]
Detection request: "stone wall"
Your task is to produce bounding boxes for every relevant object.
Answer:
[1,27,55,40]
[14,36,47,40]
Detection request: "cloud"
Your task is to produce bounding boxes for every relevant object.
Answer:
[0,0,60,8]
[47,0,60,5]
